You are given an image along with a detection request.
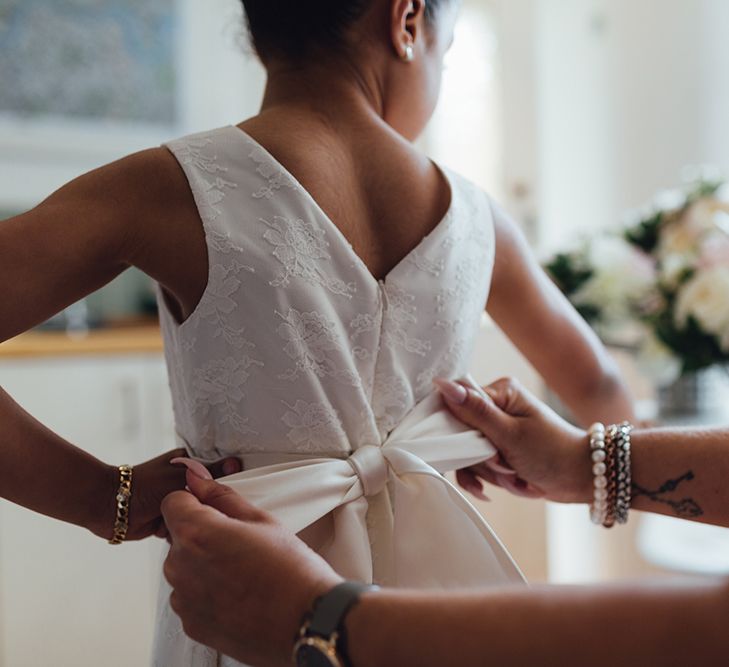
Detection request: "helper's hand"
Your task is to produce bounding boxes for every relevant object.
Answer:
[91,450,242,541]
[434,377,593,504]
[162,472,343,667]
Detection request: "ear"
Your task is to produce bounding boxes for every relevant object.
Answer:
[390,0,426,60]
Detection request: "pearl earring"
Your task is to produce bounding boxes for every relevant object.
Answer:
[402,44,414,62]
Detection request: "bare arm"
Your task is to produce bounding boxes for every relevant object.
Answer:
[162,475,729,667]
[0,148,208,536]
[438,376,729,527]
[487,200,635,425]
[348,579,728,667]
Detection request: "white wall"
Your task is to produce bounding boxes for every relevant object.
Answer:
[0,0,264,212]
[532,0,729,256]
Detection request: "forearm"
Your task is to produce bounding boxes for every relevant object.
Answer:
[0,386,115,536]
[629,427,729,527]
[347,579,729,667]
[557,359,636,426]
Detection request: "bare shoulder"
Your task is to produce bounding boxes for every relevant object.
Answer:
[60,146,192,219]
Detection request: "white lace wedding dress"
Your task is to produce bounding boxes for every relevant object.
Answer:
[152,126,524,666]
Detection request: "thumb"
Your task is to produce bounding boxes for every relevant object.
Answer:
[185,471,270,524]
[433,378,510,442]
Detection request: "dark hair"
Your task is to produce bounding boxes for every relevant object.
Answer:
[241,0,447,62]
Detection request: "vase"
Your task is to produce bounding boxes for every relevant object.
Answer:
[657,367,729,425]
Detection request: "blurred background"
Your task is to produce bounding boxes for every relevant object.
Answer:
[2,0,729,664]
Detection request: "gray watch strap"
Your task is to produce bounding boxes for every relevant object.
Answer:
[308,581,374,639]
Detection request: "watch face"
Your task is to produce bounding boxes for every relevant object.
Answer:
[295,643,340,667]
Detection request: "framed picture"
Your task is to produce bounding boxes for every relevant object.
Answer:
[0,0,265,211]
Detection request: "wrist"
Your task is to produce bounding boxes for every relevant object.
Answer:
[565,428,595,504]
[342,590,381,667]
[292,579,372,667]
[87,462,118,539]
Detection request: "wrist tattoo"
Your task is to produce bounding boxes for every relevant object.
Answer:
[631,471,704,518]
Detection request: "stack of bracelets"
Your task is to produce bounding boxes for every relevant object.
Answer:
[588,421,633,527]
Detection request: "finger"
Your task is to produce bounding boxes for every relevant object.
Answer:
[206,456,243,479]
[456,469,490,501]
[467,462,506,488]
[484,454,517,475]
[170,457,213,480]
[154,520,170,540]
[433,377,511,444]
[484,377,538,417]
[184,472,271,523]
[161,489,210,538]
[496,473,546,499]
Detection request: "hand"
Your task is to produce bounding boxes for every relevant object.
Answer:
[162,472,342,667]
[434,376,593,504]
[91,449,242,541]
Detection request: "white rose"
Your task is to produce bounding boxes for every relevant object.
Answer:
[674,266,729,345]
[572,236,655,323]
[636,333,682,387]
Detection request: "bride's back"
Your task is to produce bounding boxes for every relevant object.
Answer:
[236,111,451,283]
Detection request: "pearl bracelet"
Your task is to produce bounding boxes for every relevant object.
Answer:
[589,422,633,528]
[589,422,609,525]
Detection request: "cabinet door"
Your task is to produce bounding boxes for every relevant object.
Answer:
[0,355,172,667]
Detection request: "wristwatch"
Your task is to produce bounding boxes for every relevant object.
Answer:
[293,581,377,667]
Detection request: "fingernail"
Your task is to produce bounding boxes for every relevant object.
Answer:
[433,378,467,404]
[222,459,240,476]
[463,373,491,401]
[171,457,213,480]
[485,456,517,476]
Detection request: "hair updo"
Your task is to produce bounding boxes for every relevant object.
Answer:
[240,0,447,62]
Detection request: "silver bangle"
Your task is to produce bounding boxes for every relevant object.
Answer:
[614,422,633,524]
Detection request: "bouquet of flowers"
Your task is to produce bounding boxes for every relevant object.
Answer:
[545,173,729,387]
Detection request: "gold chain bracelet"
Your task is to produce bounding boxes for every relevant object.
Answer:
[109,465,133,545]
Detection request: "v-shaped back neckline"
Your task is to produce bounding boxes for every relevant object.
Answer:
[229,124,457,286]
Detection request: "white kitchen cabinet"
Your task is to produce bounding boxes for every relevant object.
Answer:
[0,354,176,667]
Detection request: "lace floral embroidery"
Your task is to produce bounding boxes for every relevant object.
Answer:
[415,339,467,399]
[191,263,257,349]
[190,176,238,223]
[436,256,483,314]
[276,308,360,386]
[261,215,356,297]
[406,249,445,277]
[248,145,301,199]
[349,312,378,361]
[191,356,263,434]
[174,136,227,175]
[280,399,348,452]
[382,283,431,356]
[174,136,238,223]
[372,373,411,435]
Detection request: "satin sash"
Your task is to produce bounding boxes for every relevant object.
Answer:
[220,390,525,587]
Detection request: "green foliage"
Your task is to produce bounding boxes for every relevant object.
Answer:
[625,211,663,253]
[653,312,727,374]
[545,252,592,296]
[544,176,729,378]
[686,179,723,204]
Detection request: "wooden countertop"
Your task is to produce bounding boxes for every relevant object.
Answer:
[0,324,164,359]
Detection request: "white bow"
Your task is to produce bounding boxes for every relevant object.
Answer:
[222,390,524,587]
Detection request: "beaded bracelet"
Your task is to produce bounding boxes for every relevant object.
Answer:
[589,422,609,525]
[614,422,633,524]
[603,431,618,528]
[589,422,633,528]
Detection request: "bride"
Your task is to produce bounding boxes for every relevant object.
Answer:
[0,0,635,664]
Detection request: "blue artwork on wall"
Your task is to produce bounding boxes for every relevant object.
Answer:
[0,0,177,123]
